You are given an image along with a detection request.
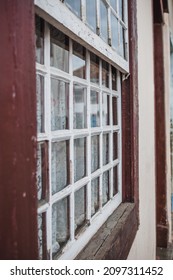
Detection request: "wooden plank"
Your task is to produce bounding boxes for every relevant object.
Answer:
[0,0,38,259]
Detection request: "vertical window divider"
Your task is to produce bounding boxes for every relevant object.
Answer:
[44,21,52,260]
[109,64,113,199]
[81,0,86,23]
[99,58,103,211]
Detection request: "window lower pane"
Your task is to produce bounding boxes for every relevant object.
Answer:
[37,142,48,202]
[102,171,110,206]
[91,135,100,173]
[112,96,118,125]
[102,93,110,126]
[119,25,125,58]
[36,74,44,133]
[75,186,87,234]
[91,178,100,216]
[103,133,109,165]
[102,60,109,88]
[51,141,70,194]
[91,90,100,127]
[113,132,118,160]
[73,84,87,129]
[52,197,70,257]
[50,25,69,72]
[74,138,86,182]
[38,212,47,259]
[113,165,118,196]
[51,79,69,131]
[111,13,118,50]
[112,66,117,91]
[35,15,44,64]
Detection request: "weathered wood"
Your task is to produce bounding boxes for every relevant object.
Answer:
[154,23,169,248]
[0,0,38,259]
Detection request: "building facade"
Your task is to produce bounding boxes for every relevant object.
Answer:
[0,0,172,260]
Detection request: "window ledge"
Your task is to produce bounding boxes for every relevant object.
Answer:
[75,202,138,260]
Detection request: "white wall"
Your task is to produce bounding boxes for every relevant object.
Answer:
[128,0,156,259]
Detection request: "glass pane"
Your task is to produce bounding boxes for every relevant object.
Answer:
[102,171,110,206]
[112,66,117,91]
[100,0,108,43]
[86,0,97,32]
[103,134,109,165]
[91,177,100,216]
[118,0,124,20]
[119,25,125,58]
[36,74,44,133]
[75,186,86,234]
[73,41,86,79]
[35,15,44,64]
[38,213,47,259]
[113,165,118,196]
[113,132,118,160]
[91,90,100,127]
[50,25,69,72]
[51,78,69,130]
[91,135,100,173]
[73,84,87,129]
[102,93,110,125]
[102,60,109,88]
[37,142,48,202]
[90,52,99,84]
[112,96,118,125]
[74,138,86,182]
[110,0,117,11]
[65,0,81,17]
[111,13,118,50]
[51,141,70,194]
[52,197,70,257]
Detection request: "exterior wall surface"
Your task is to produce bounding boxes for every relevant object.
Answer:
[128,0,156,259]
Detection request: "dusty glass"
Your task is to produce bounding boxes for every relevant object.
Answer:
[90,90,100,127]
[73,84,87,129]
[74,138,86,182]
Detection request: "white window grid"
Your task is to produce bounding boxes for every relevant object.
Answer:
[36,18,122,260]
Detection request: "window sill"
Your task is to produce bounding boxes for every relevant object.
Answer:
[75,202,138,260]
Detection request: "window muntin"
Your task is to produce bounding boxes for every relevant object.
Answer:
[36,16,122,260]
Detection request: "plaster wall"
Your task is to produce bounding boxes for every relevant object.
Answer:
[128,0,156,259]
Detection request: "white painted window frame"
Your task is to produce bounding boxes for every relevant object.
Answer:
[35,0,127,260]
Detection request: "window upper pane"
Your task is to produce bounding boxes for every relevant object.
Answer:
[73,41,86,79]
[90,90,100,127]
[50,25,69,72]
[90,52,99,84]
[74,138,86,182]
[36,74,44,133]
[65,0,81,17]
[35,15,44,64]
[102,60,109,88]
[86,0,97,32]
[91,135,100,173]
[100,0,108,43]
[73,84,87,129]
[111,13,119,51]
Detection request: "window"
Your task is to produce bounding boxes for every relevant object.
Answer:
[64,0,128,59]
[36,13,122,259]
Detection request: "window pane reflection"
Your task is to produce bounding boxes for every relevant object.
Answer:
[50,25,69,72]
[111,13,118,50]
[52,197,70,257]
[74,138,86,182]
[73,41,86,79]
[51,79,69,130]
[91,135,100,173]
[35,15,44,64]
[90,53,99,84]
[91,178,99,216]
[110,0,117,11]
[38,212,47,259]
[102,93,110,126]
[102,60,109,88]
[73,84,87,129]
[100,0,108,43]
[36,74,44,133]
[75,186,86,234]
[113,165,118,196]
[102,171,110,206]
[103,134,109,165]
[65,0,81,17]
[86,0,97,32]
[112,96,118,125]
[112,66,117,91]
[51,141,70,194]
[91,90,100,127]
